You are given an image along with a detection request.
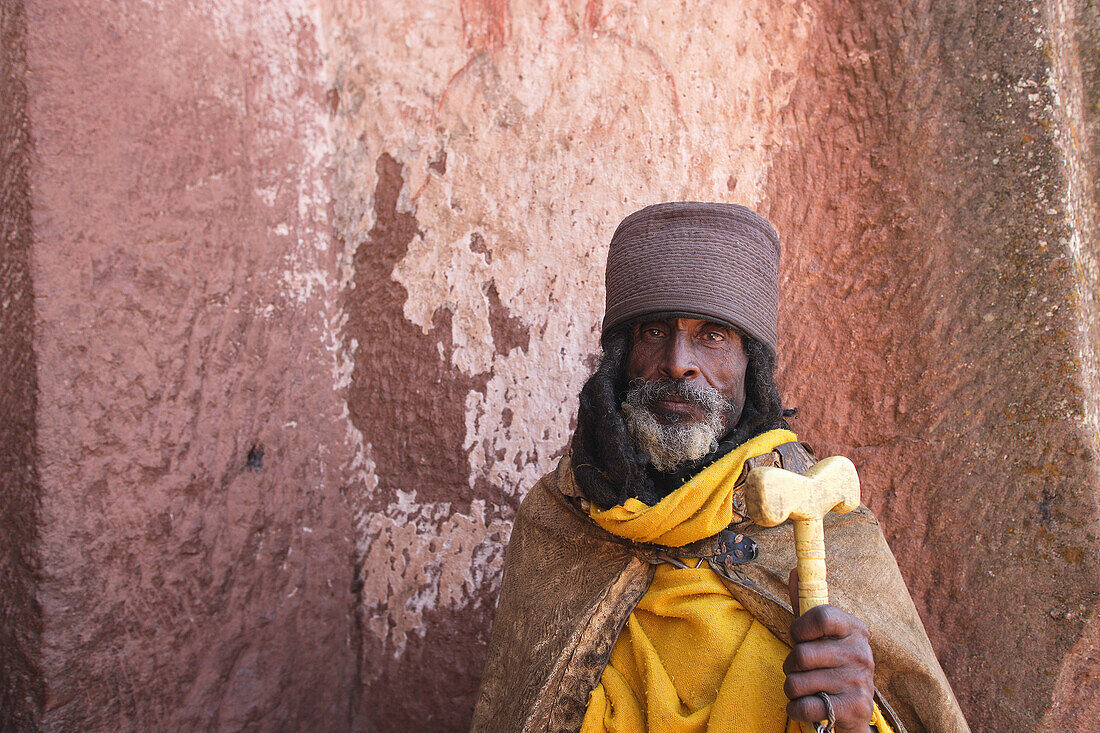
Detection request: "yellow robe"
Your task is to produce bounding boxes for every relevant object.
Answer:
[582,430,893,733]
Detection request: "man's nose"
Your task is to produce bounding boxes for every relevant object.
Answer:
[660,334,698,380]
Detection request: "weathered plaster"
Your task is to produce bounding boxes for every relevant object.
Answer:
[329,8,814,707]
[357,497,510,657]
[327,2,1100,729]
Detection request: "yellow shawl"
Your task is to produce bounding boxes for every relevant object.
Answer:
[582,429,892,733]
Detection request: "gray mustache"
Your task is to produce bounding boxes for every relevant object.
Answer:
[627,379,732,413]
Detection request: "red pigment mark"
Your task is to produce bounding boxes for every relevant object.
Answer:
[418,53,484,203]
[422,1,511,204]
[435,53,481,120]
[460,0,511,51]
[605,31,685,131]
[584,0,602,31]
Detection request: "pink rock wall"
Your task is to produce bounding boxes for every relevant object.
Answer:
[3,0,1097,731]
[23,0,358,728]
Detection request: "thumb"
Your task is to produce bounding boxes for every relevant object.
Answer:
[788,567,799,616]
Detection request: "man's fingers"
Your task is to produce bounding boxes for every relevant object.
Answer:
[782,638,872,675]
[784,593,876,730]
[785,692,830,725]
[786,690,874,728]
[790,604,870,644]
[783,666,873,702]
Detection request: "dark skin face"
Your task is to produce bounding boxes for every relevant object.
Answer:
[625,317,748,431]
[626,315,875,732]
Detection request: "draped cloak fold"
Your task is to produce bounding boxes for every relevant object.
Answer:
[471,449,971,733]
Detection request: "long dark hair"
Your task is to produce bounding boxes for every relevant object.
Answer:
[571,327,791,508]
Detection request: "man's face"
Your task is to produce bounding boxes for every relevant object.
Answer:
[626,317,749,425]
[621,317,749,471]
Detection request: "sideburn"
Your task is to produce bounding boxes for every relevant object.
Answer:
[725,384,745,433]
[571,330,659,507]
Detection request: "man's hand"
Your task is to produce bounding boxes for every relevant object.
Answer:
[784,569,875,733]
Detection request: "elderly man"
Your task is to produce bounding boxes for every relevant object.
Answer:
[471,203,969,733]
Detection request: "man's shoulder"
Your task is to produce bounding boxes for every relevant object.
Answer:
[511,453,589,536]
[515,454,572,516]
[508,452,639,557]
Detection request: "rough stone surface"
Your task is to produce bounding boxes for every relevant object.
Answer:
[763,3,1099,729]
[326,1,816,727]
[7,0,1097,731]
[23,1,358,729]
[0,1,43,728]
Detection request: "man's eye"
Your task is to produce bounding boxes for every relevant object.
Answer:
[645,328,665,338]
[704,331,725,342]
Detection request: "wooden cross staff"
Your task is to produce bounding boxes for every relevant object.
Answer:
[743,456,861,615]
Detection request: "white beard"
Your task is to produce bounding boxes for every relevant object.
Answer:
[621,380,731,473]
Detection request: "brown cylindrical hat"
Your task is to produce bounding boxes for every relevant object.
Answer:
[602,202,781,353]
